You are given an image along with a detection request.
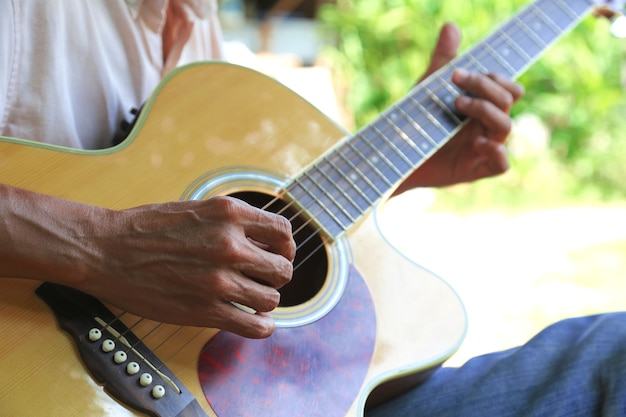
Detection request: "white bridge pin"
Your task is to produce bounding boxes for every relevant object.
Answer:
[101,339,115,353]
[88,328,102,342]
[152,385,166,399]
[126,362,140,375]
[139,373,153,387]
[113,351,127,364]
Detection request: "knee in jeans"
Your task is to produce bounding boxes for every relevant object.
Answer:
[579,313,626,346]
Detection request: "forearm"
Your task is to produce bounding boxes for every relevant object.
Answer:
[0,183,108,286]
[0,185,295,336]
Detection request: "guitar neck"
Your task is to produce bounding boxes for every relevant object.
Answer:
[287,0,597,238]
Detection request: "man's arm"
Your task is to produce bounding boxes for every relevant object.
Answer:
[0,183,295,338]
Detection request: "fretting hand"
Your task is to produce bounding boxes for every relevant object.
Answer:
[396,23,525,193]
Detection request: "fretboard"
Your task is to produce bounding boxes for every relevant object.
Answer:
[287,0,597,238]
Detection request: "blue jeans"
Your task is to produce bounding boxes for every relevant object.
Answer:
[367,313,626,417]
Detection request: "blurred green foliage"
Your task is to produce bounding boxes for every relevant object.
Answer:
[318,0,626,209]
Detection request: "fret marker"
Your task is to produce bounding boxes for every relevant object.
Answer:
[371,156,380,164]
[390,112,398,120]
[502,48,510,56]
[350,173,358,182]
[444,95,456,108]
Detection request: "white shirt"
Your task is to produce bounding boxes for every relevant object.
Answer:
[0,0,224,149]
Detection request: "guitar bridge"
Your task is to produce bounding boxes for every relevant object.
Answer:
[35,283,207,417]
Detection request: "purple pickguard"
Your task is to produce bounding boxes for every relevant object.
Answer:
[198,265,376,417]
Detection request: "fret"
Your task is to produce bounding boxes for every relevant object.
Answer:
[338,140,388,196]
[393,102,439,155]
[309,164,363,223]
[467,43,514,76]
[552,0,579,21]
[384,111,429,161]
[519,7,560,54]
[488,37,521,74]
[355,129,403,185]
[539,1,577,30]
[323,151,374,212]
[530,2,564,37]
[432,76,465,119]
[500,29,534,71]
[512,14,547,58]
[288,173,329,220]
[288,174,347,235]
[457,54,488,74]
[400,95,449,143]
[313,210,344,237]
[369,121,415,171]
[412,89,459,136]
[565,0,597,15]
[324,152,375,212]
[283,0,598,236]
[439,73,464,103]
[331,147,381,205]
[423,82,464,129]
[346,139,393,192]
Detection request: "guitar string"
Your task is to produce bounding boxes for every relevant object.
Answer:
[97,195,322,367]
[153,201,325,372]
[102,17,545,366]
[110,190,333,371]
[92,2,604,406]
[105,69,506,373]
[143,322,186,354]
[258,0,555,235]
[98,2,573,377]
[124,320,165,354]
[151,27,527,367]
[158,327,211,375]
[101,56,472,360]
[155,194,347,373]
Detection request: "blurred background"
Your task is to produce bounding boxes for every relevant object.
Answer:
[217,0,626,365]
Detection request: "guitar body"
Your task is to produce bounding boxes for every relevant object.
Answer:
[0,62,466,416]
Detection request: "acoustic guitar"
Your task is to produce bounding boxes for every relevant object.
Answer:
[0,0,620,415]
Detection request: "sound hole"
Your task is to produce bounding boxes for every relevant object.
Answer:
[229,191,329,307]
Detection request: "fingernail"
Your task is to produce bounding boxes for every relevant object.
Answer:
[475,137,489,147]
[456,95,471,109]
[453,68,469,81]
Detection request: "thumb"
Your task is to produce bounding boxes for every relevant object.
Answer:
[420,23,461,81]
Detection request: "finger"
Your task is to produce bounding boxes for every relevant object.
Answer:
[239,247,294,289]
[474,138,510,176]
[488,73,525,102]
[209,267,283,313]
[453,69,517,111]
[214,304,276,339]
[244,209,296,262]
[227,273,284,312]
[420,23,460,80]
[456,96,513,141]
[208,196,296,262]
